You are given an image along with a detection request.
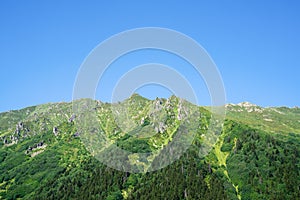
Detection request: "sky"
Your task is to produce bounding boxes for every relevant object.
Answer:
[0,0,300,112]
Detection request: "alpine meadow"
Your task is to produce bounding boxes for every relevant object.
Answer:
[0,94,299,199]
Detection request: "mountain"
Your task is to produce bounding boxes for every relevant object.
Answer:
[0,95,299,200]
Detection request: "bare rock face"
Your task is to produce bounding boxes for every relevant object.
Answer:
[25,141,47,156]
[15,122,24,134]
[73,132,80,137]
[18,122,24,129]
[154,98,163,111]
[237,102,257,108]
[177,99,189,120]
[53,127,58,136]
[68,114,76,123]
[153,121,167,134]
[158,122,166,133]
[37,141,44,147]
[140,117,145,125]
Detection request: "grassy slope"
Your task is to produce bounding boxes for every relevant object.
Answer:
[0,97,299,199]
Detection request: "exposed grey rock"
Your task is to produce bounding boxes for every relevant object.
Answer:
[140,117,145,125]
[154,99,163,111]
[158,122,166,133]
[15,121,28,135]
[18,122,24,129]
[15,126,20,134]
[208,163,212,173]
[12,136,17,142]
[177,100,189,120]
[53,127,58,136]
[68,114,76,123]
[37,141,44,147]
[153,122,167,134]
[73,132,80,137]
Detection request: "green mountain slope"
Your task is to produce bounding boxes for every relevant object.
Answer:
[0,96,299,199]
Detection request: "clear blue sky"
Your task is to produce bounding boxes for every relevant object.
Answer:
[1,0,299,112]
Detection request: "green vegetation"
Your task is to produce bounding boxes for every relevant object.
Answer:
[0,96,299,199]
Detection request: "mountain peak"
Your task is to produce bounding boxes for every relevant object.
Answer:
[226,102,263,113]
[237,102,259,108]
[130,93,142,98]
[127,93,150,103]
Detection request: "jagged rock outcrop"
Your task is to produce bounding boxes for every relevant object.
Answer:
[53,127,58,136]
[68,114,76,123]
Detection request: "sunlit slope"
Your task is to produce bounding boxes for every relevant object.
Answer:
[0,96,299,199]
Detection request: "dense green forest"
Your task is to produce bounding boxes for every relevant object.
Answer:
[0,95,299,199]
